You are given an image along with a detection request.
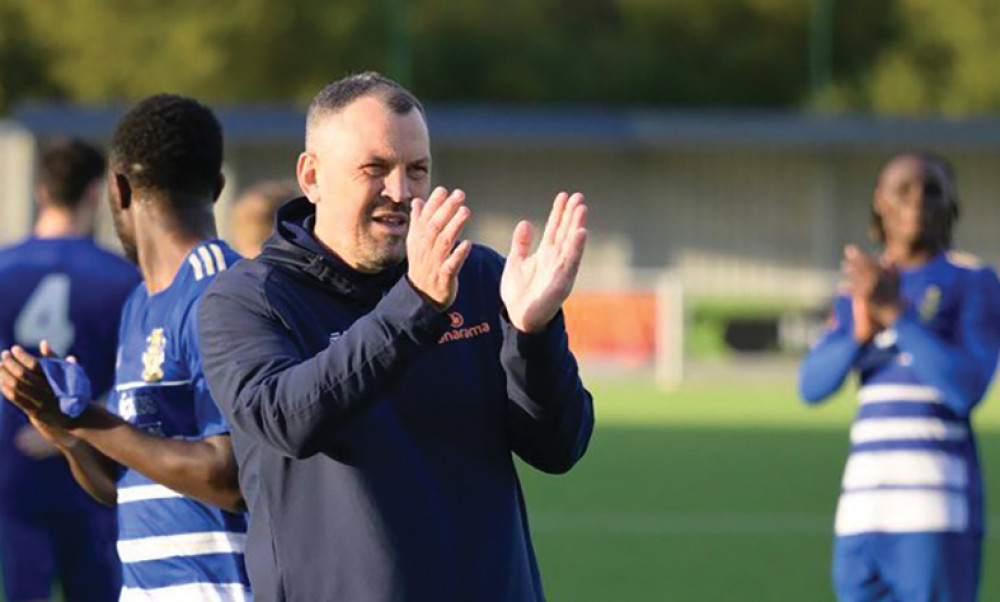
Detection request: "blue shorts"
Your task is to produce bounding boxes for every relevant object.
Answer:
[0,507,121,602]
[834,533,981,602]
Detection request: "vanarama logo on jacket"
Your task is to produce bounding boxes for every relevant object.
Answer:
[439,311,490,344]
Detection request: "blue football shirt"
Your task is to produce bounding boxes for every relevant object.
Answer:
[107,240,251,601]
[0,236,139,510]
[801,251,1000,537]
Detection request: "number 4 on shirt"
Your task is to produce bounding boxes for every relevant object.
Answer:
[14,274,75,356]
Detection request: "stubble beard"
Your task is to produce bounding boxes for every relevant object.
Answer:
[356,229,407,273]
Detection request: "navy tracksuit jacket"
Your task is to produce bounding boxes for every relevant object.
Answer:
[199,197,594,601]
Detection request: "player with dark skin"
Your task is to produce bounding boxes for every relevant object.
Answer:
[804,152,993,600]
[843,154,955,341]
[0,136,243,513]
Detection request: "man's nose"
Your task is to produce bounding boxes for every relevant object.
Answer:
[382,168,410,204]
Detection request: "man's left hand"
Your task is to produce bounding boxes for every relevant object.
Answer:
[501,192,588,333]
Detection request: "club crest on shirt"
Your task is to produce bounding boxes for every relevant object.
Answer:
[141,327,167,383]
[919,286,941,322]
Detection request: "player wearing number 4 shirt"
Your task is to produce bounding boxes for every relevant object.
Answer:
[0,141,138,602]
[0,96,250,601]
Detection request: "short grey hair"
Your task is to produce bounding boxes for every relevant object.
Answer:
[306,71,424,148]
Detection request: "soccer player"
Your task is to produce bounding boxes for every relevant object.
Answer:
[199,72,593,601]
[0,139,137,602]
[799,152,1000,601]
[1,95,250,601]
[229,179,297,258]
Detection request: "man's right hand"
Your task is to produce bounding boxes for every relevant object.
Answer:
[406,186,473,310]
[0,341,76,434]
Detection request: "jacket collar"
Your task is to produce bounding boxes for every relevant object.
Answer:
[261,197,406,305]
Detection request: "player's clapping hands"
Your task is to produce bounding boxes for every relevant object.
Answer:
[502,192,588,333]
[407,187,473,310]
[842,245,902,333]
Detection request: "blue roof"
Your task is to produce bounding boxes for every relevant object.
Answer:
[14,103,1000,150]
[12,104,305,144]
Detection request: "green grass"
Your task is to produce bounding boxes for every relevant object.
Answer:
[519,379,1000,601]
[15,377,1000,601]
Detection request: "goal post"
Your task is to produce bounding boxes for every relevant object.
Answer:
[561,269,684,389]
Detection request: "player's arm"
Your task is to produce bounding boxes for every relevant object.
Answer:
[887,269,1000,417]
[28,417,119,506]
[1,343,120,505]
[66,407,243,512]
[62,440,119,506]
[199,187,468,459]
[0,347,244,513]
[798,295,860,403]
[800,245,891,404]
[498,192,595,474]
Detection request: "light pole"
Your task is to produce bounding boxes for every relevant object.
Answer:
[809,0,835,109]
[388,0,412,86]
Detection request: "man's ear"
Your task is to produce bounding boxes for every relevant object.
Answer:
[296,151,320,205]
[113,173,132,210]
[212,172,226,203]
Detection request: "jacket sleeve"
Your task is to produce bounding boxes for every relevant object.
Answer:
[798,296,859,404]
[500,310,595,475]
[894,268,1000,417]
[199,272,448,459]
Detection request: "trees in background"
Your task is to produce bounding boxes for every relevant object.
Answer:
[854,1,1000,114]
[0,0,997,115]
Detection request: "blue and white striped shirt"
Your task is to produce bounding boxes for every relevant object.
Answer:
[109,240,250,601]
[801,252,1000,537]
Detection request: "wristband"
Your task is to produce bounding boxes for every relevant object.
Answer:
[38,358,92,418]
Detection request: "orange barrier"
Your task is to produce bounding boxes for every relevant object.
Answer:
[562,292,657,365]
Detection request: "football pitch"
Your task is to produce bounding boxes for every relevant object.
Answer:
[519,370,1000,601]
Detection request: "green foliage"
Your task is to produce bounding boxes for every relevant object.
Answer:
[0,0,999,115]
[411,0,814,106]
[0,0,60,112]
[856,0,1000,114]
